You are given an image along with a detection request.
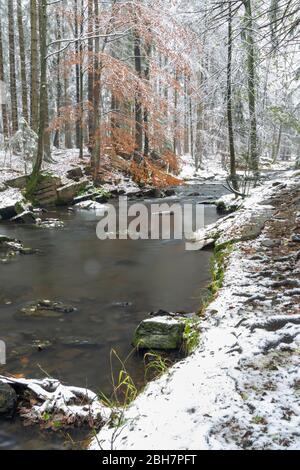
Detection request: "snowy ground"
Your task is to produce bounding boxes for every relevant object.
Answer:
[179,154,227,181]
[178,153,294,183]
[90,171,300,450]
[0,149,88,188]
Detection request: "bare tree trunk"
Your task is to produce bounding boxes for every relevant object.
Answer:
[87,0,94,150]
[184,75,189,154]
[8,0,19,134]
[272,124,282,163]
[194,70,203,170]
[244,0,259,174]
[144,43,151,157]
[17,0,29,123]
[31,0,47,177]
[44,85,51,161]
[63,72,73,149]
[173,70,178,155]
[30,0,39,132]
[53,11,62,149]
[227,2,237,190]
[78,0,84,159]
[134,29,143,155]
[74,0,80,148]
[189,96,194,160]
[92,0,101,180]
[0,17,9,140]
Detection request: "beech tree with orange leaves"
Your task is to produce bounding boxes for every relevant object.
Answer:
[34,0,200,187]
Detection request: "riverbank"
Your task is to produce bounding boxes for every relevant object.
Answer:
[0,149,182,222]
[90,170,300,450]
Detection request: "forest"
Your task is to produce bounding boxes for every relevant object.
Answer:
[0,0,299,453]
[0,0,298,185]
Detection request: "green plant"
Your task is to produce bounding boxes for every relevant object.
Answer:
[252,415,267,425]
[99,349,138,410]
[41,411,51,422]
[182,319,200,355]
[143,351,172,380]
[78,186,111,200]
[209,242,234,295]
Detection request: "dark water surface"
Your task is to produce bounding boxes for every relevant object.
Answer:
[0,183,227,449]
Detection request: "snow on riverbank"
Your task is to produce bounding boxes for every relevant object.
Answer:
[179,154,228,181]
[0,149,87,187]
[90,171,300,450]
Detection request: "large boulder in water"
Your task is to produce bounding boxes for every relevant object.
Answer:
[0,383,17,419]
[133,315,186,350]
[11,210,37,224]
[56,180,88,205]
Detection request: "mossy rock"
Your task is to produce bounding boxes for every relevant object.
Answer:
[133,316,186,350]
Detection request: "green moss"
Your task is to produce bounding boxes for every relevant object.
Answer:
[209,242,234,296]
[78,186,111,200]
[25,171,55,203]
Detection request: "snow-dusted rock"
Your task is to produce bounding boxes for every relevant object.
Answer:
[0,376,111,428]
[56,179,88,205]
[216,194,243,214]
[11,210,37,224]
[133,316,186,350]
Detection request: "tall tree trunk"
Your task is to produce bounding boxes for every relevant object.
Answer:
[87,0,94,150]
[144,43,151,157]
[244,0,259,174]
[0,17,9,140]
[64,72,73,149]
[31,0,47,177]
[53,11,62,149]
[74,0,80,148]
[173,70,178,155]
[92,0,101,180]
[8,0,19,134]
[78,0,84,159]
[134,29,143,155]
[194,70,203,171]
[30,0,39,132]
[227,2,237,190]
[17,0,29,123]
[189,96,194,160]
[184,76,190,154]
[44,85,51,161]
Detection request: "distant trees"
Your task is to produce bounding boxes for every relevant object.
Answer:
[0,0,299,187]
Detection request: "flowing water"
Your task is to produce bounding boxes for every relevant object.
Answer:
[0,183,228,449]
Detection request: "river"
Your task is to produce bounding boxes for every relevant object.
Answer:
[0,182,228,449]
